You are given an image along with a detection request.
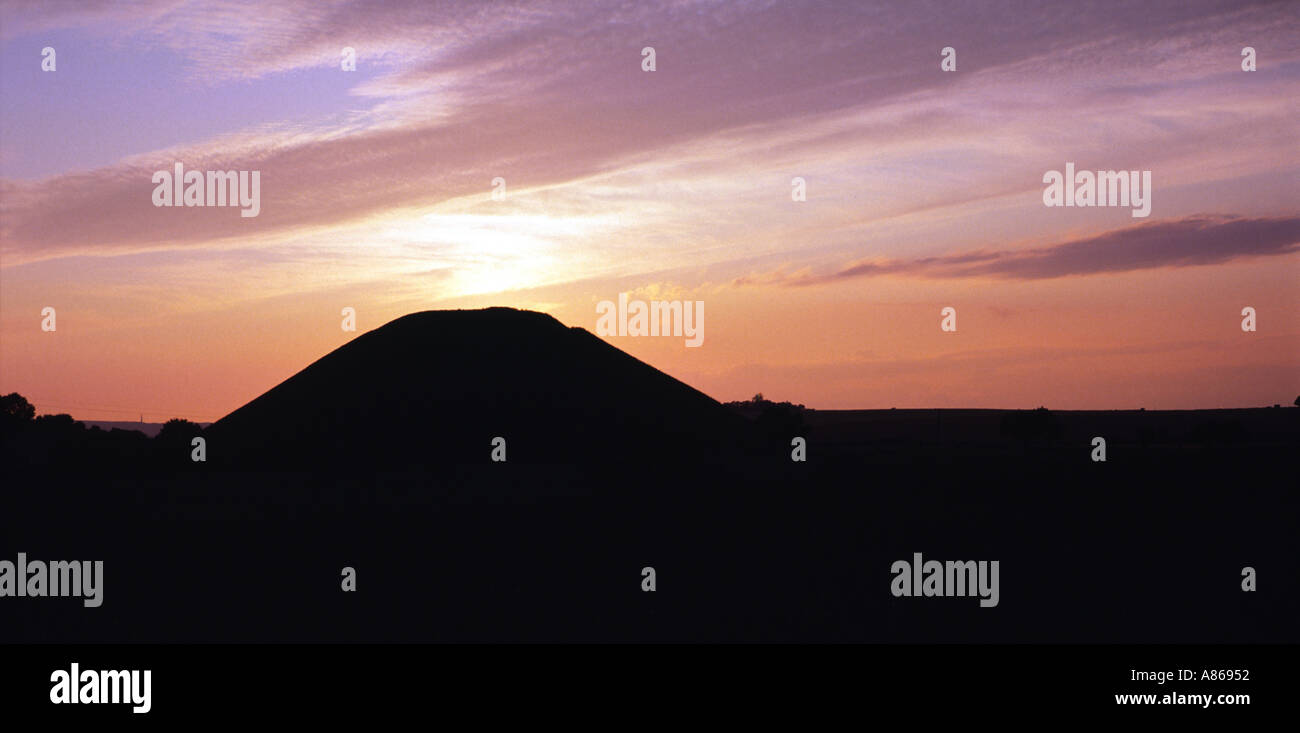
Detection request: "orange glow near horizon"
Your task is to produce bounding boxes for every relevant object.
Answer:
[1,1,1297,420]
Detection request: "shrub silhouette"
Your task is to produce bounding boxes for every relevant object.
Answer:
[155,418,205,466]
[754,402,808,447]
[723,393,809,452]
[0,393,158,472]
[1,393,36,439]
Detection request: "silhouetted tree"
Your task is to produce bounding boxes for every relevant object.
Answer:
[723,393,807,417]
[1294,395,1299,407]
[1,392,37,440]
[157,418,203,442]
[755,402,808,446]
[33,413,80,431]
[155,418,205,466]
[1,395,158,472]
[1,393,35,424]
[1,393,39,463]
[11,413,86,466]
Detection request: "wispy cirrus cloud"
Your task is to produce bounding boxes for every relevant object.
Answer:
[3,0,1296,272]
[733,215,1300,286]
[3,0,1298,416]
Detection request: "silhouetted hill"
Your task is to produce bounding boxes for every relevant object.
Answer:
[4,360,1297,643]
[205,308,754,470]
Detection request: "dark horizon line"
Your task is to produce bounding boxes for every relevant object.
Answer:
[51,403,1297,427]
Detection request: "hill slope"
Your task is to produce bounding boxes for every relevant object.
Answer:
[206,308,753,469]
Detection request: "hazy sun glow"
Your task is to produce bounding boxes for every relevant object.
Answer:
[1,0,1296,420]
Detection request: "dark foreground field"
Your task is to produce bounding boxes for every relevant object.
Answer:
[4,406,1295,643]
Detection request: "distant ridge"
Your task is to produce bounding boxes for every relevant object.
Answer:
[206,308,753,469]
[83,421,168,438]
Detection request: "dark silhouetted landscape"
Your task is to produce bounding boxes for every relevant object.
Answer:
[2,309,1296,643]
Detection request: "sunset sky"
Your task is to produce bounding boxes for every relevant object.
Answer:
[1,0,1297,421]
